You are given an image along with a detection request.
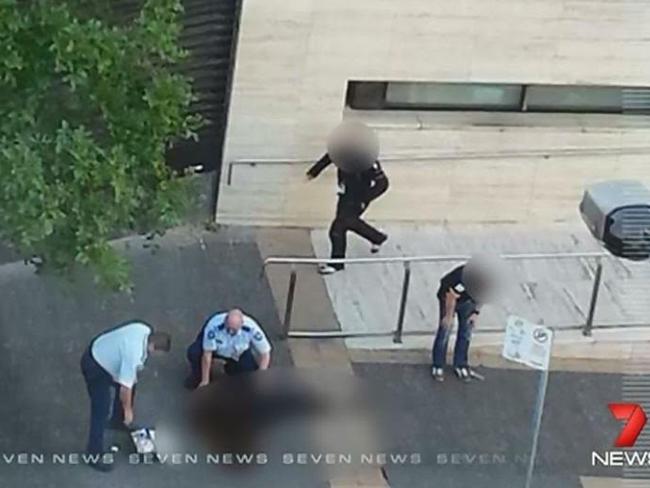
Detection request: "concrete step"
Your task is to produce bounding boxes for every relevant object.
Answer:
[348,326,650,374]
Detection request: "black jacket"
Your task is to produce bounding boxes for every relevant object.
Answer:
[307,153,389,204]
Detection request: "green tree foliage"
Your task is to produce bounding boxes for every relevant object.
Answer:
[0,0,201,289]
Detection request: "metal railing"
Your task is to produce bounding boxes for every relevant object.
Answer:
[261,251,638,342]
[227,145,650,185]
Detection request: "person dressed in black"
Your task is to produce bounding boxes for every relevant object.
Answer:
[431,264,483,382]
[307,152,389,274]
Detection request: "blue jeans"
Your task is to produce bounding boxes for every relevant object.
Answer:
[432,298,476,368]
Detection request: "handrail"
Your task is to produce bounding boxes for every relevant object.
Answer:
[286,321,650,339]
[264,251,609,267]
[264,251,613,341]
[227,145,650,185]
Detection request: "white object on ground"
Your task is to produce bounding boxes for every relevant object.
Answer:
[131,428,157,454]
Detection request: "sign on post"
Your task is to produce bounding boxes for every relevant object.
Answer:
[502,315,554,488]
[502,315,553,371]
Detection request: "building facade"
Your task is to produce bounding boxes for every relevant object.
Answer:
[217,0,650,227]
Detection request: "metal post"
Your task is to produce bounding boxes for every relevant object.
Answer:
[226,163,234,185]
[524,363,550,488]
[283,266,298,339]
[584,258,603,336]
[393,262,411,344]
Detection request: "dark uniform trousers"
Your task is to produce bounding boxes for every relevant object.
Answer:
[80,347,135,455]
[186,327,259,388]
[329,183,388,269]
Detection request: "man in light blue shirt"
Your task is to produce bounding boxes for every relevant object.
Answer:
[80,321,171,471]
[185,308,271,389]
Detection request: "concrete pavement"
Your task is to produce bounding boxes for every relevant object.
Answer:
[0,223,646,487]
[0,226,326,487]
[352,362,626,488]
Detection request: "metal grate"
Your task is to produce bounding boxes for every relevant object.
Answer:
[623,88,650,114]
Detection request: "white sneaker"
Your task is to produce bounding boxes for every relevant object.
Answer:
[454,367,470,382]
[431,367,444,382]
[318,264,339,275]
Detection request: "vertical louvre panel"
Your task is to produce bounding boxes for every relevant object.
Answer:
[168,0,238,172]
[99,0,237,172]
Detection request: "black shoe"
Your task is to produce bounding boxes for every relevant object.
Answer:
[184,376,199,390]
[87,459,114,473]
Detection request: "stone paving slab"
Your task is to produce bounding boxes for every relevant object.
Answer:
[310,223,650,351]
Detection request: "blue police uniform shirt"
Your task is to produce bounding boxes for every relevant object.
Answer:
[202,312,271,360]
[91,322,151,388]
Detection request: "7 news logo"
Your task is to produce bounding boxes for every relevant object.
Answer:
[592,403,649,467]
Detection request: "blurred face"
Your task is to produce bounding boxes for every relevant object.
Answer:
[327,120,378,174]
[225,310,244,335]
[464,253,507,304]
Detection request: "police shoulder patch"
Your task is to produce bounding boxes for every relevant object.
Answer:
[454,283,465,293]
[254,331,263,341]
[207,330,216,340]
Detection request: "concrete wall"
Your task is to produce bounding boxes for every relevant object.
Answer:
[217,0,650,226]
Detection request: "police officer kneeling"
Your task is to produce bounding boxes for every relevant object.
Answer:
[185,308,271,389]
[80,321,171,472]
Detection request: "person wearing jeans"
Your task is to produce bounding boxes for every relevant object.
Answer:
[432,265,481,382]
